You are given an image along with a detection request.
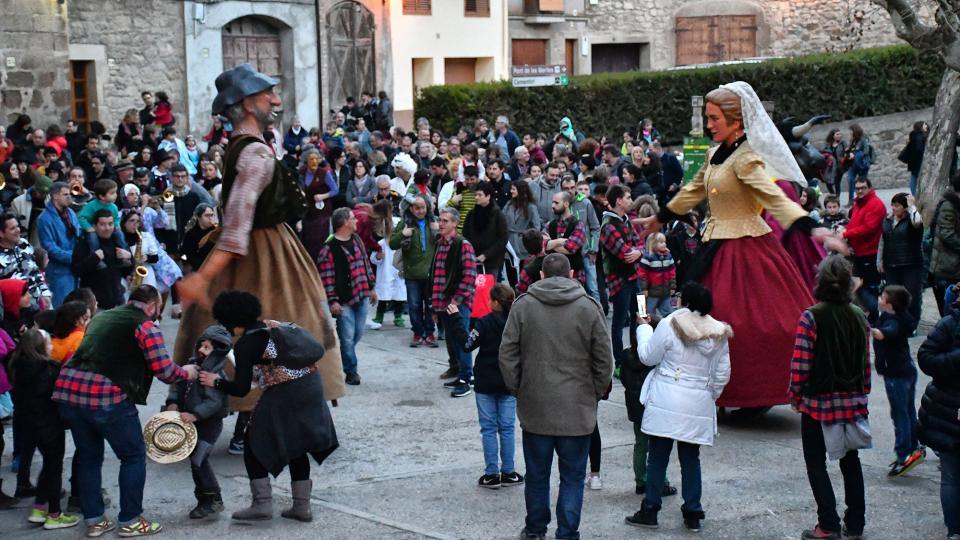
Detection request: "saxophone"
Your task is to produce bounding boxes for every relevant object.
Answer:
[131,232,148,288]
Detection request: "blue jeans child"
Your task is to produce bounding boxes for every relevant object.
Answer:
[475,393,516,476]
[883,365,920,463]
[646,295,674,319]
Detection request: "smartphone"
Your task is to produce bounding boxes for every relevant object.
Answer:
[636,294,647,318]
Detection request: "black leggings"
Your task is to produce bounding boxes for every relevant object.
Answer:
[589,424,601,473]
[242,432,310,481]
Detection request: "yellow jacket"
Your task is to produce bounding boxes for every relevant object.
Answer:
[667,141,807,242]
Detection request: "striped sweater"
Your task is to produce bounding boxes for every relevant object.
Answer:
[638,248,676,298]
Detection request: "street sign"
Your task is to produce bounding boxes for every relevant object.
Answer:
[511,64,569,88]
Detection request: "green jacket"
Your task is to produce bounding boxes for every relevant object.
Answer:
[931,192,960,280]
[69,304,152,404]
[389,218,437,280]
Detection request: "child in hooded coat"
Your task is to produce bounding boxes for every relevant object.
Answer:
[165,324,231,519]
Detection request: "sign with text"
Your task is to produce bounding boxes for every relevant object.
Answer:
[511,64,569,88]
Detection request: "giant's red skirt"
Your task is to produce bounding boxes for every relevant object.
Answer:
[702,233,813,407]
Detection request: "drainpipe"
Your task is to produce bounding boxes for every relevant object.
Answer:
[315,0,324,124]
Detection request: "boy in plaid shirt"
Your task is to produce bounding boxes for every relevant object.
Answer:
[317,207,377,386]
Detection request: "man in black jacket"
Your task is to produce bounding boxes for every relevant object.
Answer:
[71,209,132,309]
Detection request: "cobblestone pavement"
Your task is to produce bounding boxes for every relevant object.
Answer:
[0,188,947,539]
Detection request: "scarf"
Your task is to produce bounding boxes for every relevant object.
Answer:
[57,206,76,237]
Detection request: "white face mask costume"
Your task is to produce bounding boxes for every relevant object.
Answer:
[718,81,808,188]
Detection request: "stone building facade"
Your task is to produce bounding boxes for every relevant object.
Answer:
[508,0,906,75]
[0,0,72,126]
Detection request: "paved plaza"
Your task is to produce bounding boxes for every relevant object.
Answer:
[0,191,949,539]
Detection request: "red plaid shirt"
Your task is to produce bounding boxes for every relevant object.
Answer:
[52,320,187,410]
[789,310,871,424]
[546,215,588,285]
[317,235,375,306]
[431,235,477,311]
[599,212,643,297]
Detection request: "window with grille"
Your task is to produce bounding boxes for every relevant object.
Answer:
[465,0,490,17]
[403,0,431,15]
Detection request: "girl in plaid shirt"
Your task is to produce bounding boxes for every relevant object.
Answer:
[790,256,870,540]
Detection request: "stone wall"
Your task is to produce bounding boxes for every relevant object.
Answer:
[0,0,71,126]
[68,0,187,133]
[526,0,909,73]
[807,108,933,191]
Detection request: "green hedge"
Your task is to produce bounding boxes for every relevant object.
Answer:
[414,45,944,145]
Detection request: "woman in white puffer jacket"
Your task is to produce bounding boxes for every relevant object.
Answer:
[625,282,731,533]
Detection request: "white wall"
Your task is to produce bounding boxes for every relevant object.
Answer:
[389,1,510,117]
[182,1,320,137]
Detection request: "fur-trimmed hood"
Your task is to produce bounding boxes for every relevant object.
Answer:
[670,309,733,354]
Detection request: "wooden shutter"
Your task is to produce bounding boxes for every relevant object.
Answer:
[675,15,756,66]
[403,0,431,15]
[511,39,547,66]
[675,17,713,66]
[465,0,490,17]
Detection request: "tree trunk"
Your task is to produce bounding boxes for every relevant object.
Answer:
[919,68,960,222]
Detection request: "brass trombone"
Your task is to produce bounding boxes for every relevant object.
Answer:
[161,190,175,203]
[70,184,84,196]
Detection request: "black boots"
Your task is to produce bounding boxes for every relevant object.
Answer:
[189,491,224,519]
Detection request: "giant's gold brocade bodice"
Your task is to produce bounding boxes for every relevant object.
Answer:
[666,141,807,242]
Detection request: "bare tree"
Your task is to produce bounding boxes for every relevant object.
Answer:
[873,0,960,216]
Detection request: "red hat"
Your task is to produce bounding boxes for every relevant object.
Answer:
[0,279,28,318]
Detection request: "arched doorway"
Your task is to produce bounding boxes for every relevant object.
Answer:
[222,16,285,98]
[326,1,376,111]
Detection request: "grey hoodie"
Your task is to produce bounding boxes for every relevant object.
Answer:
[499,276,613,436]
[166,324,232,421]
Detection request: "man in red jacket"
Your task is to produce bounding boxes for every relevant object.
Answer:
[841,177,886,321]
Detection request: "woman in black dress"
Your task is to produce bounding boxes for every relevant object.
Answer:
[198,290,338,523]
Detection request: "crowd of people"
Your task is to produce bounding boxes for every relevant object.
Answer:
[0,64,960,540]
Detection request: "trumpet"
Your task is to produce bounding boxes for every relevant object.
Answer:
[70,184,84,196]
[162,190,175,203]
[0,177,5,191]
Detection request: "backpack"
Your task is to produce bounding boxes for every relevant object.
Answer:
[251,322,325,369]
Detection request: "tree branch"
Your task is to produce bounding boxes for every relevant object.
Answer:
[873,0,960,70]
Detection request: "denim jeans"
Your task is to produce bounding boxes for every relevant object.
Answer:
[59,400,146,525]
[610,280,639,367]
[582,257,601,303]
[884,264,924,324]
[846,168,859,205]
[439,306,472,381]
[646,295,674,319]
[337,300,369,375]
[475,393,516,475]
[800,413,865,535]
[522,431,591,540]
[910,172,918,196]
[940,450,960,535]
[642,436,702,513]
[883,367,919,462]
[405,278,435,338]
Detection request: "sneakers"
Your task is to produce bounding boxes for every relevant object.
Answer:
[439,367,458,379]
[478,474,501,489]
[28,508,48,523]
[424,335,439,348]
[519,528,546,540]
[228,439,245,456]
[394,316,405,327]
[500,472,525,487]
[443,378,465,389]
[841,525,863,540]
[451,384,473,398]
[683,518,702,533]
[801,525,840,539]
[624,509,658,529]
[410,336,423,348]
[118,516,162,537]
[889,447,926,477]
[613,366,621,380]
[43,513,80,530]
[587,474,602,490]
[366,318,382,330]
[345,372,361,385]
[86,517,117,538]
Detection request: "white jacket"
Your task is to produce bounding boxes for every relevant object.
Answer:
[637,308,732,446]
